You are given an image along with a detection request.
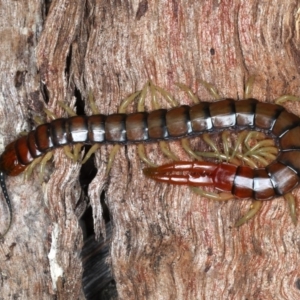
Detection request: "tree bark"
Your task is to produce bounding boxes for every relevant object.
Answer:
[1,0,300,299]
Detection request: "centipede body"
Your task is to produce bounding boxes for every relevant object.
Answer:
[1,96,300,232]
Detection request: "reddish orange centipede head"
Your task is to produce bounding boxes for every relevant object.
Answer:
[0,141,26,176]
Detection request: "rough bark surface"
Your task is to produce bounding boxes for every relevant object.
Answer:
[0,0,300,299]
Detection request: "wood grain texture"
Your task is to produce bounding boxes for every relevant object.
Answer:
[0,0,300,299]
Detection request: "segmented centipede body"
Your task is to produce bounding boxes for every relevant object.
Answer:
[143,98,300,200]
[1,93,300,233]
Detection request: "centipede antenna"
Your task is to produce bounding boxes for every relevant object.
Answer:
[0,172,12,238]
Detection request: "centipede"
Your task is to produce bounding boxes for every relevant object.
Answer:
[0,79,299,236]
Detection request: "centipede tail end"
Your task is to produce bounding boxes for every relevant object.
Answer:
[0,142,27,237]
[0,141,27,176]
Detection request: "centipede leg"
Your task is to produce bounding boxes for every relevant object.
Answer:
[190,186,233,201]
[284,193,297,224]
[73,143,84,162]
[175,82,199,104]
[244,75,256,99]
[63,145,75,161]
[24,156,43,180]
[106,145,120,175]
[33,115,45,125]
[235,200,263,227]
[153,84,179,107]
[196,79,221,100]
[43,108,57,120]
[57,101,77,117]
[88,90,100,115]
[181,138,203,161]
[81,144,100,165]
[39,151,54,181]
[137,144,157,167]
[275,95,300,104]
[196,133,222,160]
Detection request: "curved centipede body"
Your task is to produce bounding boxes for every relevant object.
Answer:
[1,86,300,234]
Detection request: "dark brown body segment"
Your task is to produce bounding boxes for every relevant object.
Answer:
[1,97,300,202]
[166,106,192,137]
[68,116,88,143]
[209,99,236,128]
[126,112,148,141]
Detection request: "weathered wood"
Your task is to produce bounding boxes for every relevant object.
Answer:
[0,0,300,299]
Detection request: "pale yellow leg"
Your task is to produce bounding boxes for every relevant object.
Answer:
[118,91,142,113]
[88,90,100,115]
[154,84,179,107]
[159,141,179,161]
[82,144,100,165]
[235,200,263,227]
[244,75,256,99]
[181,138,203,161]
[196,79,221,100]
[284,193,297,225]
[105,145,121,175]
[137,144,157,167]
[275,95,300,104]
[33,115,45,125]
[234,153,258,168]
[43,108,57,120]
[244,140,275,155]
[175,82,200,104]
[202,133,221,160]
[24,157,43,180]
[39,151,54,182]
[149,81,160,110]
[63,145,75,160]
[244,131,267,151]
[221,130,231,162]
[73,143,83,162]
[190,186,233,201]
[137,82,149,112]
[57,101,77,117]
[229,131,248,160]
